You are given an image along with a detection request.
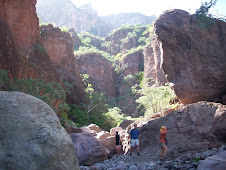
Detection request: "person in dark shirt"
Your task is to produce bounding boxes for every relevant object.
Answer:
[129,124,140,155]
[115,131,121,155]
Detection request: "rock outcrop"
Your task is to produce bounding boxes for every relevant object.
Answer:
[152,9,226,104]
[40,24,85,105]
[70,133,108,166]
[197,151,226,170]
[104,27,134,55]
[143,43,167,86]
[0,91,79,169]
[0,0,57,81]
[139,102,226,158]
[76,52,116,97]
[117,49,144,116]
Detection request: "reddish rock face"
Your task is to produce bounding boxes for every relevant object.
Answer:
[76,52,116,97]
[41,24,85,105]
[104,27,134,55]
[153,9,226,104]
[118,50,144,117]
[0,0,57,81]
[143,43,167,86]
[120,50,144,78]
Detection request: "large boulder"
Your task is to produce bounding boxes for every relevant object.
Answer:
[197,151,226,170]
[96,131,111,140]
[0,91,79,170]
[87,124,102,133]
[152,9,226,104]
[110,127,123,136]
[139,102,226,158]
[70,133,108,166]
[100,136,116,154]
[119,120,134,129]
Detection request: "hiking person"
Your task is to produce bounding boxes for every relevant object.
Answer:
[159,126,168,161]
[129,124,140,155]
[115,131,121,155]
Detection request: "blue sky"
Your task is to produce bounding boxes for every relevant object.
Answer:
[72,0,226,17]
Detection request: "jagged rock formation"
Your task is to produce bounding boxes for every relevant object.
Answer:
[139,102,226,158]
[152,9,226,104]
[143,43,167,86]
[104,27,134,55]
[76,53,116,97]
[0,91,79,169]
[117,49,144,116]
[68,28,82,49]
[36,0,156,37]
[0,0,57,81]
[40,24,85,105]
[120,50,144,79]
[36,0,112,37]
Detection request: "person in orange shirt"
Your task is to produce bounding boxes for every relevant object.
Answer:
[159,126,168,161]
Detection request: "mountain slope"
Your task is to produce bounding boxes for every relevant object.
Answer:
[36,0,156,36]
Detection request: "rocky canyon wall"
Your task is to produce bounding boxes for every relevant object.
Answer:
[76,53,116,97]
[152,9,226,104]
[0,0,57,81]
[41,24,86,105]
[143,43,167,86]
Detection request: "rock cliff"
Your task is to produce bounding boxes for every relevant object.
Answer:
[0,0,57,81]
[76,53,116,97]
[152,9,226,104]
[36,0,112,37]
[40,24,85,105]
[104,27,134,55]
[143,43,167,86]
[36,0,156,37]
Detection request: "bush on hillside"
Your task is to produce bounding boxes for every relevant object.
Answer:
[74,46,114,61]
[0,69,69,121]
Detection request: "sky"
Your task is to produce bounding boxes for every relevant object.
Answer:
[72,0,226,17]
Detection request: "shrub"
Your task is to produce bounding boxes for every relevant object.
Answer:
[60,25,69,32]
[0,69,9,88]
[0,70,69,121]
[74,46,114,61]
[136,82,176,117]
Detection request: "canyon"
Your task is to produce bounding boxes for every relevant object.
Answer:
[0,0,225,169]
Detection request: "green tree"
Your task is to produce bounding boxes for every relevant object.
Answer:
[196,0,217,17]
[136,81,176,117]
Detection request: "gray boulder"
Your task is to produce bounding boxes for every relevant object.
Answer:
[70,133,108,166]
[197,151,226,170]
[0,91,79,170]
[139,102,226,158]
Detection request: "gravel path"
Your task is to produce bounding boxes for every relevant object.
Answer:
[80,146,226,170]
